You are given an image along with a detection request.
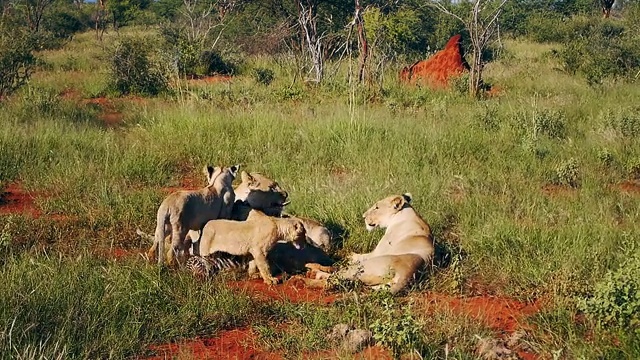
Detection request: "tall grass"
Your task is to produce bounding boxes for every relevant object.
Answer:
[0,30,639,357]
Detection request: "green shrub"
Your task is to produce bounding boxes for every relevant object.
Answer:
[555,157,580,188]
[369,291,425,357]
[597,148,615,168]
[627,158,640,180]
[199,50,238,75]
[524,12,565,43]
[602,108,640,138]
[554,17,640,85]
[108,37,169,96]
[253,67,275,86]
[534,109,567,139]
[0,28,36,97]
[578,255,640,334]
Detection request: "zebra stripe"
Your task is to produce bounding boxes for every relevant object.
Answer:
[186,253,250,279]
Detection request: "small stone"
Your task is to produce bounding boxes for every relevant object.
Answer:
[343,329,373,353]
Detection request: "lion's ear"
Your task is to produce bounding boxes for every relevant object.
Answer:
[204,165,216,179]
[247,174,258,187]
[391,196,405,210]
[229,164,240,178]
[402,193,413,204]
[241,171,256,186]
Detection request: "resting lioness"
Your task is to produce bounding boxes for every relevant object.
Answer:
[189,210,307,284]
[148,165,238,266]
[309,193,434,294]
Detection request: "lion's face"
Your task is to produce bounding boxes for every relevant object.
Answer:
[289,219,307,250]
[362,194,412,231]
[205,164,239,187]
[234,171,289,216]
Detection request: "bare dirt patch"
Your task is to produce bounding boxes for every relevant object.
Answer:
[0,182,70,221]
[541,184,577,197]
[617,180,640,194]
[187,75,233,86]
[146,328,283,360]
[417,293,541,359]
[417,292,541,334]
[228,278,338,305]
[85,97,124,127]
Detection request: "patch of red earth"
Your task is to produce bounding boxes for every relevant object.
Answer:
[85,97,124,127]
[187,75,233,86]
[486,85,503,97]
[146,327,390,360]
[417,292,541,334]
[96,247,140,261]
[147,328,283,360]
[419,293,541,359]
[541,184,577,197]
[60,87,82,100]
[227,278,338,305]
[306,345,392,360]
[0,183,71,221]
[618,179,640,194]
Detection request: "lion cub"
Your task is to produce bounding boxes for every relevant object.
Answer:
[149,165,238,266]
[189,210,307,284]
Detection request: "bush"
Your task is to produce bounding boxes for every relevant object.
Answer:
[554,17,640,85]
[108,37,169,96]
[199,50,238,76]
[578,255,640,334]
[627,158,640,180]
[601,107,640,138]
[555,157,580,188]
[534,109,567,139]
[159,24,241,78]
[0,28,36,98]
[369,291,425,357]
[252,67,275,86]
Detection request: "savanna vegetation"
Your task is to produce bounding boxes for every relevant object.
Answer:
[1,0,639,358]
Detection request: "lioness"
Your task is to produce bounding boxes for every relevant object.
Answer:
[148,165,238,266]
[231,171,289,219]
[189,210,307,284]
[310,194,434,294]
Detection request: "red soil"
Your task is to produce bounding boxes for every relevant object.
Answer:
[85,97,124,127]
[187,75,233,86]
[227,278,338,305]
[541,184,578,197]
[147,328,283,360]
[417,292,541,334]
[0,182,70,221]
[400,34,470,88]
[618,180,640,194]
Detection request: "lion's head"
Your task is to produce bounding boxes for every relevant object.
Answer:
[362,193,412,231]
[234,171,289,216]
[286,218,307,250]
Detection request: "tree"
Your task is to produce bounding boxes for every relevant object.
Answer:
[601,0,615,17]
[431,0,507,98]
[20,0,56,32]
[296,0,323,83]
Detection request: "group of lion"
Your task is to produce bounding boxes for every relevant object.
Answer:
[141,164,435,294]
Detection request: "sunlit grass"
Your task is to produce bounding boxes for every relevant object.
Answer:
[0,28,639,358]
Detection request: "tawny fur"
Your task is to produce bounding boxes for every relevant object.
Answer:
[148,165,238,266]
[309,194,434,294]
[190,210,307,284]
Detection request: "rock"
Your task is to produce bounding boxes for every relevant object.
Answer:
[344,329,373,353]
[326,324,373,354]
[327,323,351,342]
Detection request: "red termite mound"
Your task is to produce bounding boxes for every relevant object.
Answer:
[400,34,470,88]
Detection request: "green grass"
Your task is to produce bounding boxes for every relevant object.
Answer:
[0,27,639,358]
